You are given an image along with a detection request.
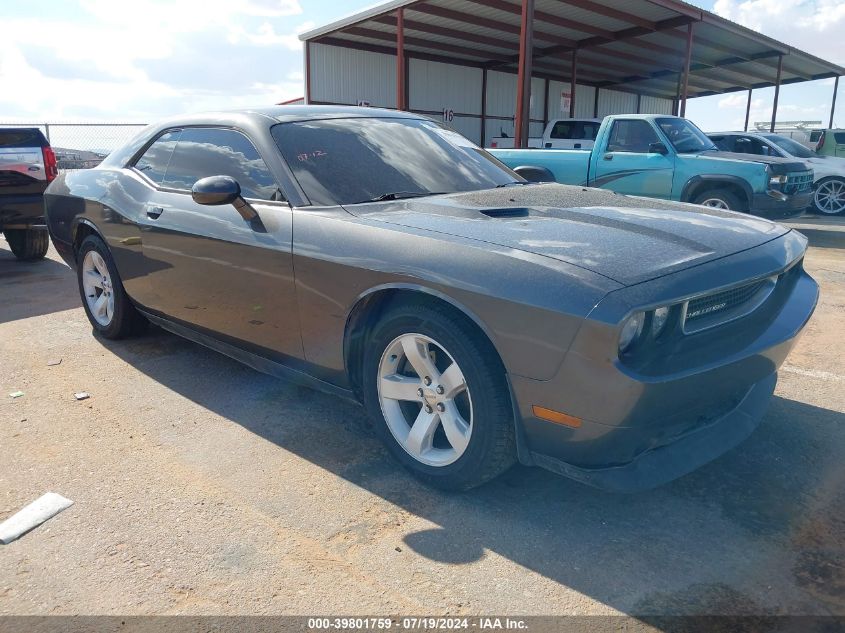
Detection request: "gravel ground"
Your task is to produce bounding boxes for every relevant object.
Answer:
[0,220,843,617]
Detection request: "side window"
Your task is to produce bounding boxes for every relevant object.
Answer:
[551,122,576,139]
[161,128,282,201]
[733,137,761,155]
[710,136,731,151]
[834,132,845,144]
[810,131,822,143]
[133,130,181,184]
[606,120,660,153]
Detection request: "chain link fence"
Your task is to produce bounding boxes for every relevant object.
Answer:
[0,123,148,171]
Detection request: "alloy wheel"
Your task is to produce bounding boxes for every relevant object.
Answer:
[814,179,845,214]
[377,333,473,467]
[81,250,115,326]
[699,198,730,209]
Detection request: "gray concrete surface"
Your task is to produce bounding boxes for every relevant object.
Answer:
[0,220,843,616]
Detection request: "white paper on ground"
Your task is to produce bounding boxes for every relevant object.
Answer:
[0,492,74,544]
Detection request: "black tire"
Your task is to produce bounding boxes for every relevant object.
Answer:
[3,228,49,261]
[76,235,146,339]
[362,301,515,490]
[691,188,744,212]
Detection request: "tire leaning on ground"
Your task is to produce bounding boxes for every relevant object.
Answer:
[812,177,845,215]
[76,234,146,339]
[362,302,516,491]
[3,228,49,261]
[691,188,744,212]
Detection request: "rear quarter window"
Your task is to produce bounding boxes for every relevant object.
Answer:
[835,132,845,144]
[133,130,181,185]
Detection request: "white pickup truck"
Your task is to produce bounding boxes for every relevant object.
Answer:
[487,118,602,150]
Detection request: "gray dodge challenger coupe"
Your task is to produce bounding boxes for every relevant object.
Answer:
[44,106,818,491]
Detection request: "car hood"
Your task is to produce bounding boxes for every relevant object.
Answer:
[691,150,809,174]
[348,184,789,286]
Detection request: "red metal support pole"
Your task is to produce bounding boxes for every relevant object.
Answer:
[770,54,783,133]
[514,0,535,148]
[830,76,839,129]
[744,88,752,131]
[679,22,694,118]
[569,49,577,118]
[396,7,406,111]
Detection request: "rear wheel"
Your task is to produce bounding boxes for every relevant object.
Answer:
[813,177,845,215]
[362,302,515,490]
[692,189,744,211]
[77,235,146,339]
[3,228,49,261]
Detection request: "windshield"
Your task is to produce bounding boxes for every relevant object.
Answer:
[272,117,519,206]
[655,117,717,153]
[763,134,816,158]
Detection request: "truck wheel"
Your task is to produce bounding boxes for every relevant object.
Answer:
[77,235,146,339]
[692,189,743,211]
[362,302,515,490]
[813,177,845,215]
[3,228,49,261]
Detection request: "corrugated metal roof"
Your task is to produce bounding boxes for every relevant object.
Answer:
[300,0,844,101]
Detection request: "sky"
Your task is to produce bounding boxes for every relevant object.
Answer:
[0,0,842,132]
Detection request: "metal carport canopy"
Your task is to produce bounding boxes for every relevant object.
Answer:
[300,0,844,144]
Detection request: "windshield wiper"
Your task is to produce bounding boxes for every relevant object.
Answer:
[495,181,534,188]
[358,191,444,203]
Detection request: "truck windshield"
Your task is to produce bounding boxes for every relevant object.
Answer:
[656,118,717,153]
[272,117,519,206]
[763,134,815,158]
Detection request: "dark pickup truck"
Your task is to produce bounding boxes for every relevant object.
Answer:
[1,127,57,260]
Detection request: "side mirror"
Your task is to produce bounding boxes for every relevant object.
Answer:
[192,175,257,221]
[512,165,556,183]
[648,142,669,155]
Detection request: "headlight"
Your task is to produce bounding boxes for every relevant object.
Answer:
[769,175,787,188]
[652,306,670,337]
[619,312,644,354]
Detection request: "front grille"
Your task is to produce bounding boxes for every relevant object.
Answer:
[683,276,776,333]
[784,171,813,194]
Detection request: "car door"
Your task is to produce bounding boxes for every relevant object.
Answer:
[137,127,303,360]
[591,119,674,198]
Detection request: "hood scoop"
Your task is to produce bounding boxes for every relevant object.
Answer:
[477,207,530,218]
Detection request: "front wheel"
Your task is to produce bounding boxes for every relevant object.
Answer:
[362,303,515,490]
[692,189,744,211]
[813,178,845,215]
[76,235,146,339]
[3,228,49,261]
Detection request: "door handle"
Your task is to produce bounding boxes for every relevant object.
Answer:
[147,206,163,219]
[574,143,582,149]
[603,153,613,161]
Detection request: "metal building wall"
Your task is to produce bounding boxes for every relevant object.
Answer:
[596,89,638,118]
[310,43,397,108]
[409,58,483,144]
[484,71,546,143]
[638,95,674,115]
[308,42,676,143]
[547,81,598,119]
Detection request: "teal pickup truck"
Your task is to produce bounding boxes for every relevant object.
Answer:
[490,114,813,219]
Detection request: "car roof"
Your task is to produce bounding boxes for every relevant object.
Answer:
[155,105,424,127]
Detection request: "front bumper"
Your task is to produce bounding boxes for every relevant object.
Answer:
[510,231,818,491]
[750,189,812,220]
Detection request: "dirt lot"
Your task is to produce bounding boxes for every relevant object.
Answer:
[1,218,843,617]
